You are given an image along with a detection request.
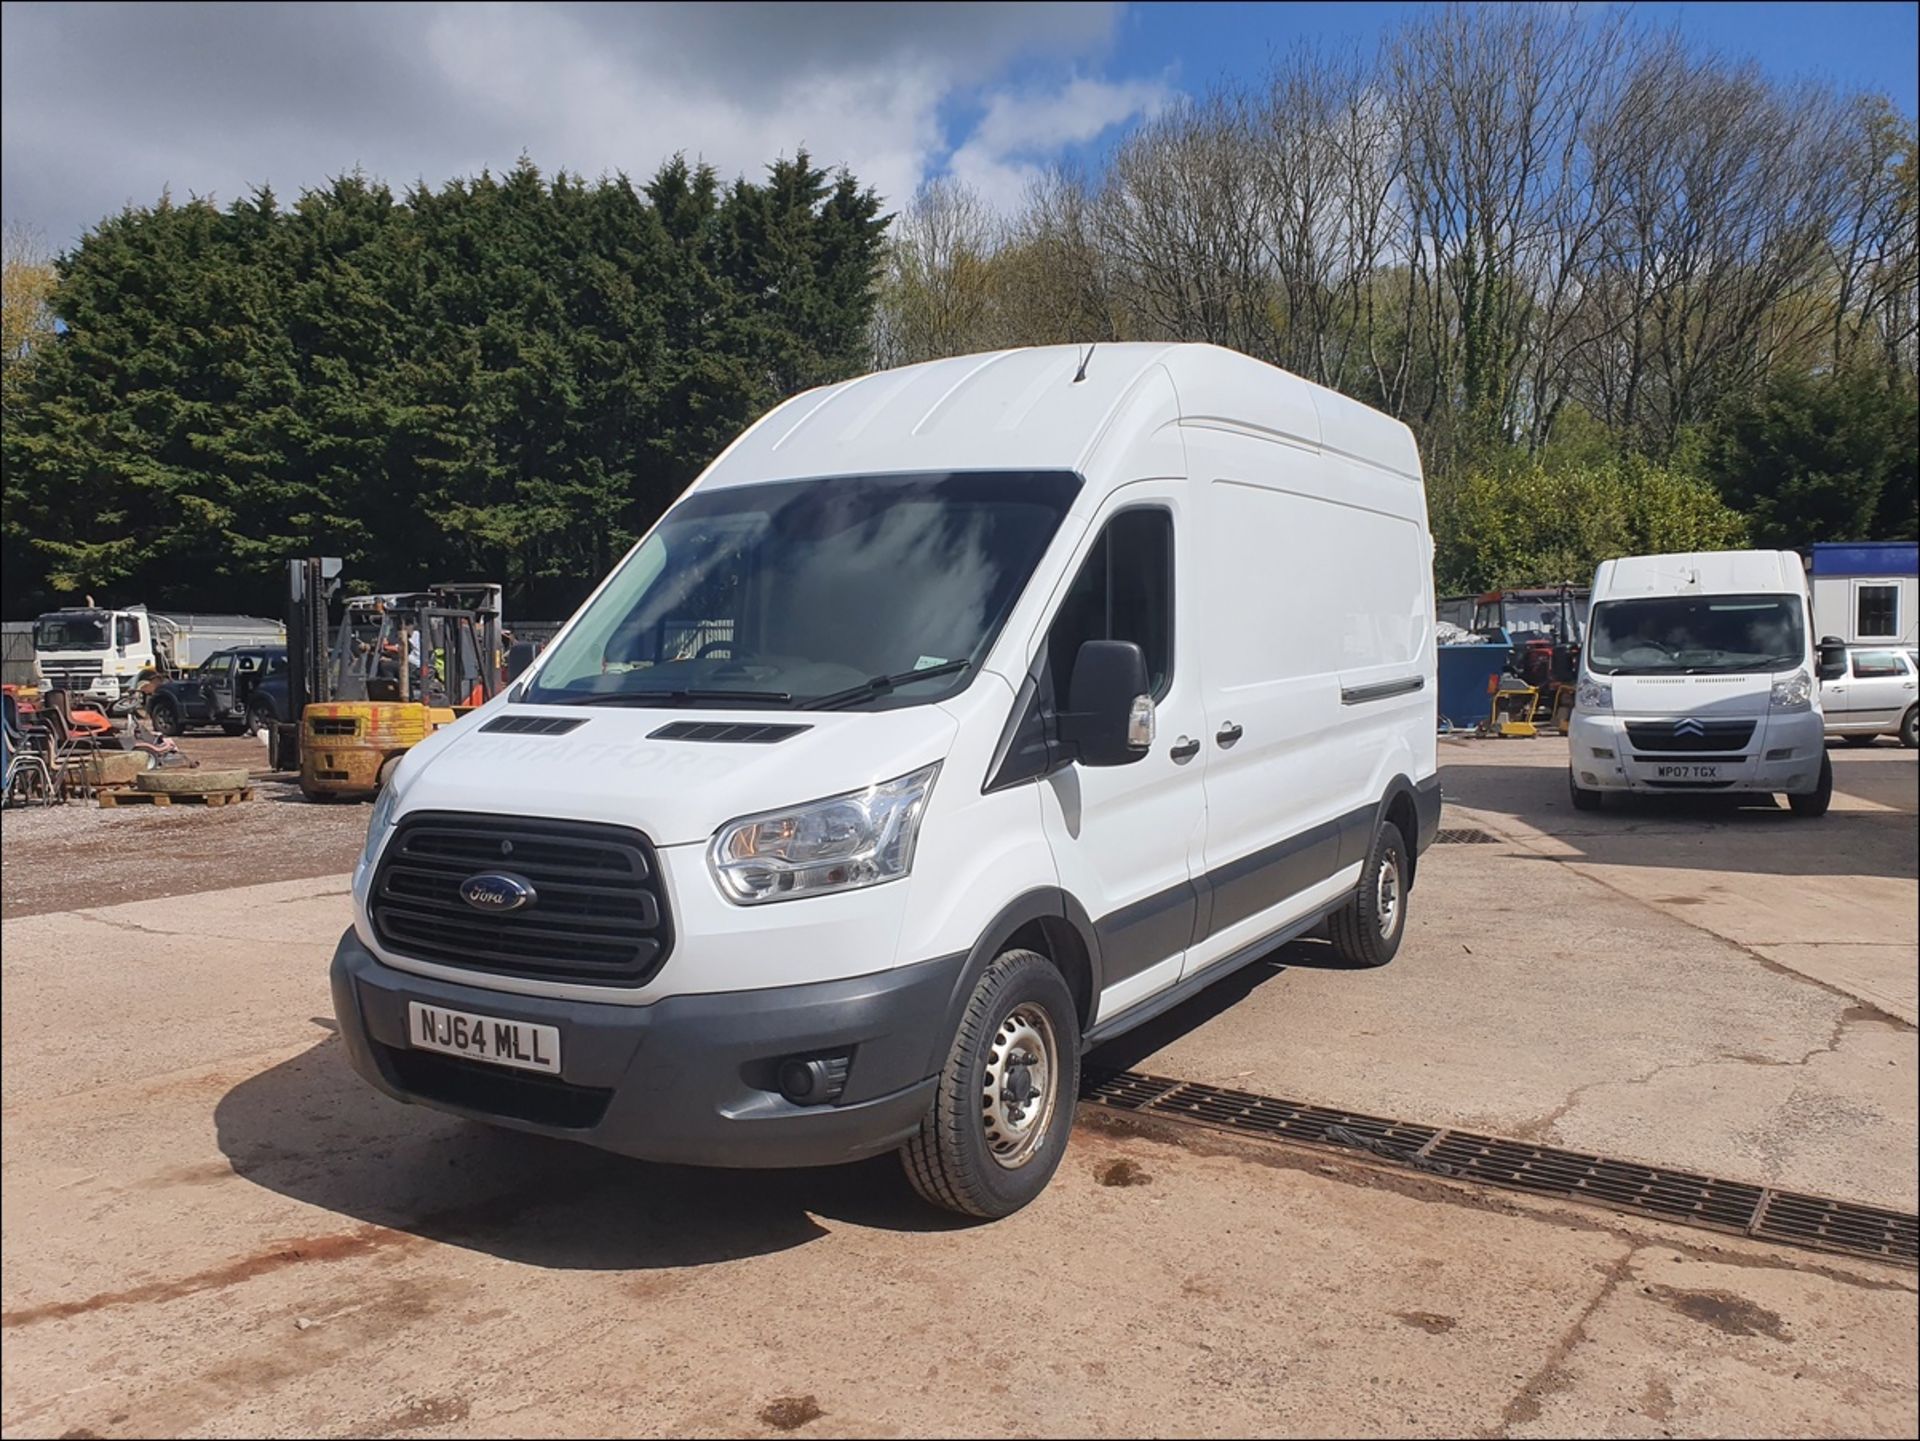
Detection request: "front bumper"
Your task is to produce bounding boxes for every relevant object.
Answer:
[330,929,961,1168]
[1567,710,1826,795]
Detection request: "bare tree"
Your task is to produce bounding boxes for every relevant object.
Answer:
[871,179,1001,367]
[2,220,58,411]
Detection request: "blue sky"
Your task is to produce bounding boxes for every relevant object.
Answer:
[4,2,1916,245]
[1106,3,1918,112]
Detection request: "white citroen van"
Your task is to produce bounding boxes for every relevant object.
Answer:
[332,344,1441,1216]
[1569,550,1830,817]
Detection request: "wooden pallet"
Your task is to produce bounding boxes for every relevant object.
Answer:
[98,786,254,808]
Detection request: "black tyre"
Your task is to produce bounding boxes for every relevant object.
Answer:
[148,696,182,736]
[1568,771,1604,812]
[246,699,276,734]
[1788,751,1833,818]
[1327,820,1409,967]
[1902,706,1917,750]
[901,948,1079,1219]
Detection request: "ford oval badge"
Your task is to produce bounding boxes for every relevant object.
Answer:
[459,872,536,913]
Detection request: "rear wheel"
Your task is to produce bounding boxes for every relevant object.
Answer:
[148,696,182,736]
[901,948,1079,1219]
[1327,820,1409,968]
[1568,771,1604,812]
[1902,706,1917,750]
[246,699,275,735]
[1788,752,1833,818]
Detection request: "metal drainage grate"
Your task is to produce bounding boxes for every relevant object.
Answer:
[1433,827,1499,844]
[1081,1070,1918,1268]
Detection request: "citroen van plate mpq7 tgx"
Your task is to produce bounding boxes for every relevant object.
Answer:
[331,343,1442,1217]
[1568,549,1831,818]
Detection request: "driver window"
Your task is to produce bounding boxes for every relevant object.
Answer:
[201,653,233,679]
[1046,508,1173,703]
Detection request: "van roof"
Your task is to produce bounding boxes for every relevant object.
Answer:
[1592,550,1808,600]
[701,343,1421,491]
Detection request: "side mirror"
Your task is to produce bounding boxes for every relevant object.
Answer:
[1058,639,1153,767]
[1817,637,1848,682]
[504,640,538,682]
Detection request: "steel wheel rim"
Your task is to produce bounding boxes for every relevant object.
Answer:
[982,1003,1059,1169]
[1376,852,1402,939]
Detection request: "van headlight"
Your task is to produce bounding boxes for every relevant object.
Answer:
[709,763,940,905]
[1576,678,1612,712]
[1770,669,1812,712]
[360,779,404,868]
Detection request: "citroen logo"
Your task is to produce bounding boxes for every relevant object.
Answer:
[459,871,536,912]
[1673,718,1707,737]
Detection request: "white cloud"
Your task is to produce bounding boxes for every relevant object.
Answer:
[946,74,1174,212]
[0,1,1144,243]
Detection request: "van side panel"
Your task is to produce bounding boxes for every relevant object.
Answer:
[1182,425,1434,976]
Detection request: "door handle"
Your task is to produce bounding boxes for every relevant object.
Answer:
[1215,721,1243,746]
[1169,736,1200,762]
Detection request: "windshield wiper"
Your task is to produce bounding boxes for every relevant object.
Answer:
[803,659,972,711]
[553,688,793,707]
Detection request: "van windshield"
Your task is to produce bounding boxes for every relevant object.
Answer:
[1586,595,1806,676]
[524,471,1082,710]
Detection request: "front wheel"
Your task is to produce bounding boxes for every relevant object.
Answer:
[901,948,1079,1219]
[149,697,182,737]
[1327,819,1409,967]
[1568,771,1604,812]
[1788,752,1833,818]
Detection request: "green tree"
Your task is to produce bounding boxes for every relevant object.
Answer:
[1703,367,1919,546]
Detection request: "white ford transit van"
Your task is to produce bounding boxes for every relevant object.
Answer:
[1569,550,1831,817]
[332,344,1441,1216]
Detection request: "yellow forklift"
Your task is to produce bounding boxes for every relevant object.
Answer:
[284,570,503,800]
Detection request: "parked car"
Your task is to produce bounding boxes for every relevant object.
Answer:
[1821,645,1919,748]
[328,343,1441,1220]
[147,646,288,736]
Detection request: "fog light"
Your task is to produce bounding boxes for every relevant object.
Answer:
[1580,771,1599,785]
[1765,747,1793,760]
[1590,747,1614,760]
[777,1054,851,1106]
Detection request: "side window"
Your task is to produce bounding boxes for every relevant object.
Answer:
[115,615,140,648]
[1856,584,1899,640]
[201,652,233,680]
[1046,508,1173,702]
[1851,649,1902,678]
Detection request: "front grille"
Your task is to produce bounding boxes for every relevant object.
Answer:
[371,811,673,987]
[379,1043,611,1128]
[1625,719,1755,752]
[44,659,105,677]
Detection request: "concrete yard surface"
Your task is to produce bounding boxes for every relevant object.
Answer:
[2,740,1916,1437]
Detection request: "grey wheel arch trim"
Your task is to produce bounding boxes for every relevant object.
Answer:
[929,889,1106,1073]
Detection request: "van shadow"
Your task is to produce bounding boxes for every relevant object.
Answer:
[213,1029,971,1273]
[1085,931,1352,1075]
[1440,760,1919,881]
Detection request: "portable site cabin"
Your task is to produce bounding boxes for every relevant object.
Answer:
[1807,541,1918,647]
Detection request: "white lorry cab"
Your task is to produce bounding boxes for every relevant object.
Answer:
[1569,550,1831,817]
[333,343,1442,1217]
